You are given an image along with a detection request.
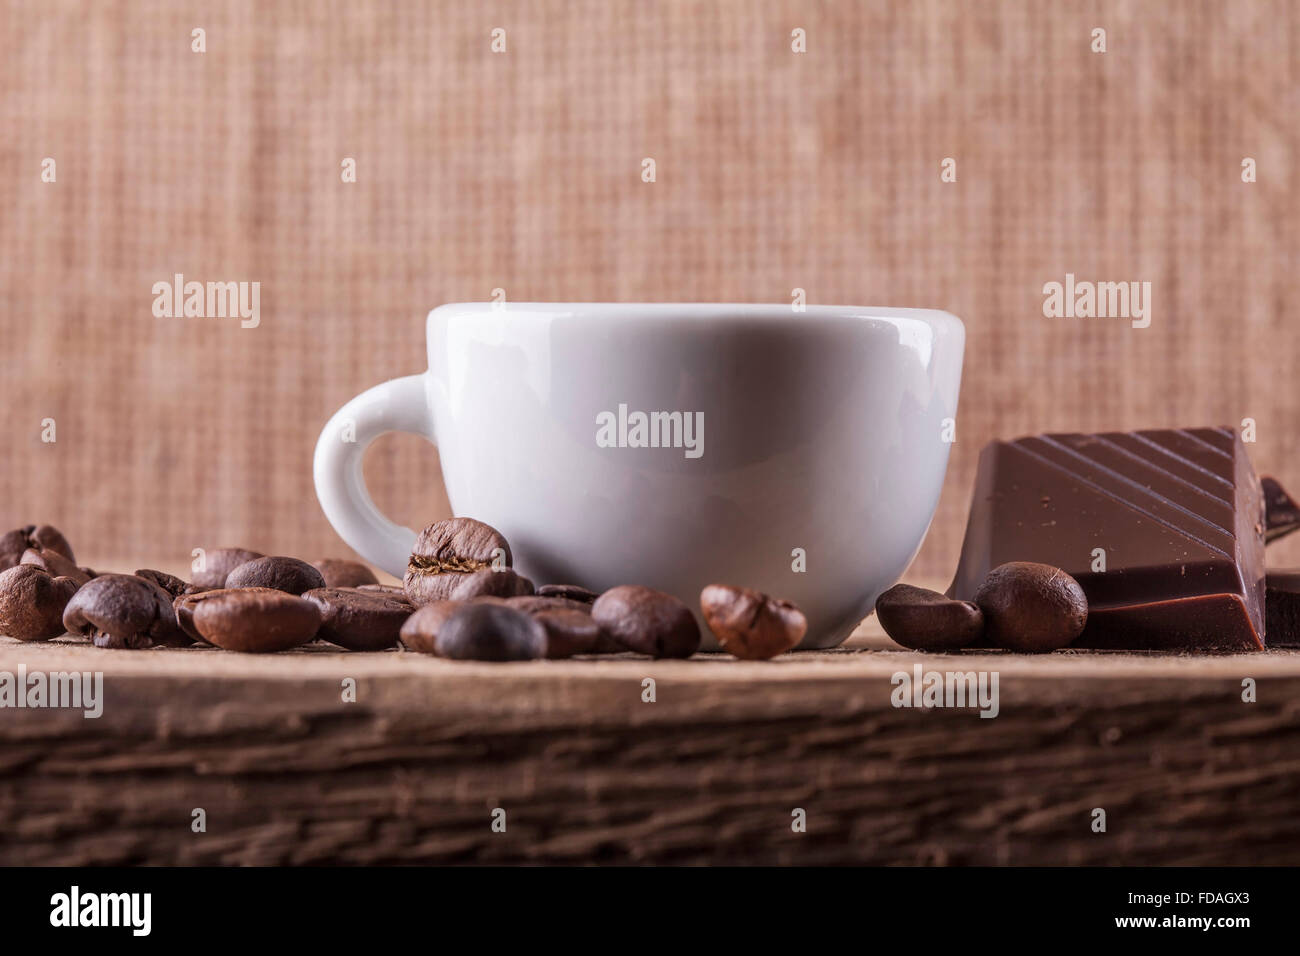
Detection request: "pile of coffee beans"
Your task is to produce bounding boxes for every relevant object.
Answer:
[0,519,809,661]
[875,561,1088,653]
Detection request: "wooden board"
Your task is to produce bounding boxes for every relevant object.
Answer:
[3,617,1299,866]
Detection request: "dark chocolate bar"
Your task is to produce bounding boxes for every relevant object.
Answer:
[949,427,1265,651]
[1262,476,1300,543]
[1264,571,1300,647]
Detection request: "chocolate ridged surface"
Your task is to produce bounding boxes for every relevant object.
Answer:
[949,427,1265,651]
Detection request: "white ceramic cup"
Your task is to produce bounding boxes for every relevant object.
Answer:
[314,303,964,649]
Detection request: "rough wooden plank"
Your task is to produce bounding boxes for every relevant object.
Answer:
[2,635,1298,865]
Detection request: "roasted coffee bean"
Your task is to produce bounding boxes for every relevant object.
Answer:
[0,565,80,641]
[134,569,189,598]
[449,567,534,601]
[535,584,598,605]
[1,524,74,570]
[0,532,23,571]
[500,594,618,652]
[78,566,100,580]
[302,587,410,651]
[874,583,984,651]
[174,587,276,642]
[357,583,410,599]
[312,559,379,589]
[505,594,593,615]
[63,573,188,649]
[592,585,700,658]
[193,547,264,589]
[398,600,464,654]
[404,518,512,606]
[403,570,468,605]
[973,561,1088,653]
[534,608,603,658]
[172,589,211,642]
[225,555,325,595]
[191,588,321,652]
[434,602,547,661]
[699,584,807,660]
[22,547,90,585]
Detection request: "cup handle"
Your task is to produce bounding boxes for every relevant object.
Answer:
[313,372,435,577]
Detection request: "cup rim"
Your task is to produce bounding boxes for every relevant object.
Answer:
[428,301,963,331]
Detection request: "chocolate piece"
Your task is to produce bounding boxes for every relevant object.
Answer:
[1264,571,1300,648]
[949,427,1265,651]
[1261,477,1300,544]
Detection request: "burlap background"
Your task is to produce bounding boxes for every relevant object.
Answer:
[1,0,1297,579]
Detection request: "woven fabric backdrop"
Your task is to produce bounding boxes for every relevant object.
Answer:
[1,0,1297,580]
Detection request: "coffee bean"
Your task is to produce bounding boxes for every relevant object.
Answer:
[0,533,24,571]
[449,567,534,601]
[22,547,90,585]
[63,573,188,649]
[174,587,277,642]
[434,602,547,661]
[874,584,984,651]
[403,571,468,605]
[302,587,410,651]
[699,584,807,660]
[498,597,623,653]
[0,565,80,641]
[312,559,379,589]
[357,583,410,599]
[1,524,75,570]
[534,608,603,658]
[190,588,321,653]
[973,562,1088,653]
[224,556,325,595]
[134,569,189,598]
[505,594,593,615]
[399,600,464,654]
[535,584,598,605]
[592,585,700,658]
[404,518,511,606]
[193,548,264,589]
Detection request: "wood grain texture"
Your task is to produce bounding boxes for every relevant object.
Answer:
[2,633,1298,866]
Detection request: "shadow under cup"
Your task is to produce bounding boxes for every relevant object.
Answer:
[427,304,964,650]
